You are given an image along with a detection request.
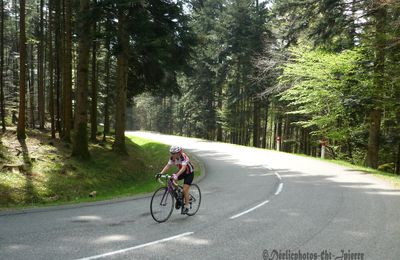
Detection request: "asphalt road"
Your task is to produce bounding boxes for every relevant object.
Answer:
[1,132,400,260]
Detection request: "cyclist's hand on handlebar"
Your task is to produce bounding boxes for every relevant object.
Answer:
[172,174,178,181]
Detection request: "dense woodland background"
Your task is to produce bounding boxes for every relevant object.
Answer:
[0,0,399,173]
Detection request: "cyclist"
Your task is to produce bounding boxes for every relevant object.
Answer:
[159,145,194,214]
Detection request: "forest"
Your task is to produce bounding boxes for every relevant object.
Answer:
[0,0,399,174]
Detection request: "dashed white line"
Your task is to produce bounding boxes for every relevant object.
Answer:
[231,170,283,219]
[230,200,270,219]
[274,172,282,181]
[275,183,283,195]
[74,232,194,260]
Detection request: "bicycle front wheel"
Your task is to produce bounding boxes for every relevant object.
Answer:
[150,187,174,223]
[186,184,201,216]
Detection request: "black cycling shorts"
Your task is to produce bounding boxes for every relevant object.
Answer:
[178,172,194,185]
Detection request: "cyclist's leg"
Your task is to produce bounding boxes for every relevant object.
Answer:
[182,172,194,208]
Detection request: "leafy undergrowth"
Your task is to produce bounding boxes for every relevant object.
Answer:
[0,130,184,210]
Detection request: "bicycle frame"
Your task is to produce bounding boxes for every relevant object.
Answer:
[157,174,179,207]
[151,173,200,222]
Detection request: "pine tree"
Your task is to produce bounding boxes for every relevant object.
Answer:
[17,0,27,140]
[72,0,91,159]
[0,0,5,132]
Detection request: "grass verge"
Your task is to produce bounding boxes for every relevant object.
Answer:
[0,130,200,211]
[322,159,400,189]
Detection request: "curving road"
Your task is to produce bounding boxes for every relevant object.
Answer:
[1,132,400,260]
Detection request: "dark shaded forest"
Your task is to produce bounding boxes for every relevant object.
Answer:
[0,0,399,173]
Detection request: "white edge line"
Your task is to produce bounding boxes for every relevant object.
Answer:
[74,232,194,260]
[275,183,283,195]
[230,200,269,220]
[274,172,282,180]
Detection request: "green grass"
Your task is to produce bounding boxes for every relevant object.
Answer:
[277,150,400,189]
[238,143,400,189]
[0,131,200,211]
[322,158,400,189]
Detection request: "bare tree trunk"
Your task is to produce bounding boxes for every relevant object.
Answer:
[29,44,34,128]
[55,0,62,136]
[216,85,223,142]
[62,0,72,142]
[72,0,90,159]
[366,3,387,169]
[90,21,98,142]
[245,97,251,146]
[38,0,45,129]
[48,0,55,138]
[269,103,274,149]
[282,115,291,152]
[252,98,260,147]
[396,141,400,175]
[113,10,128,155]
[276,115,282,150]
[103,39,111,141]
[0,0,5,132]
[261,98,269,149]
[17,0,26,140]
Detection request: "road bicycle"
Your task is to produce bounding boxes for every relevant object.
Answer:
[150,173,201,223]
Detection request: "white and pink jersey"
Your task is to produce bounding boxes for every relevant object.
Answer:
[168,153,194,174]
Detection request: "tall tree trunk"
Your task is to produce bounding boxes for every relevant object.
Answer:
[245,97,251,146]
[252,98,260,147]
[216,85,223,142]
[366,3,387,169]
[269,103,274,149]
[276,114,282,150]
[365,95,383,169]
[62,0,72,142]
[395,142,400,175]
[38,0,45,129]
[282,115,291,152]
[112,10,129,155]
[90,21,98,142]
[300,128,305,154]
[261,98,269,149]
[0,0,5,132]
[72,0,91,159]
[29,44,34,128]
[17,0,26,140]
[103,39,111,141]
[55,0,62,136]
[48,0,55,138]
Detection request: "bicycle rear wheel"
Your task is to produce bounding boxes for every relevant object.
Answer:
[150,187,174,223]
[186,184,201,216]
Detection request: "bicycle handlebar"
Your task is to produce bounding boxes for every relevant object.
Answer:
[155,173,177,186]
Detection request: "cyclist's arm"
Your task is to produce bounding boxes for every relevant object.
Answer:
[160,164,171,174]
[175,165,187,177]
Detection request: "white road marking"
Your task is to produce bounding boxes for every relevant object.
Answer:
[230,200,270,219]
[248,173,274,177]
[275,183,283,195]
[231,170,283,219]
[74,232,194,260]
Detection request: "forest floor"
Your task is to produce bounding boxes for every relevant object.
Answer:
[0,129,186,211]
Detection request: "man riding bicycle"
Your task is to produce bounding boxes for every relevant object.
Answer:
[159,145,194,214]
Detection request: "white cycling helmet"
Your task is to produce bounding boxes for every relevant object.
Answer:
[169,145,182,154]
